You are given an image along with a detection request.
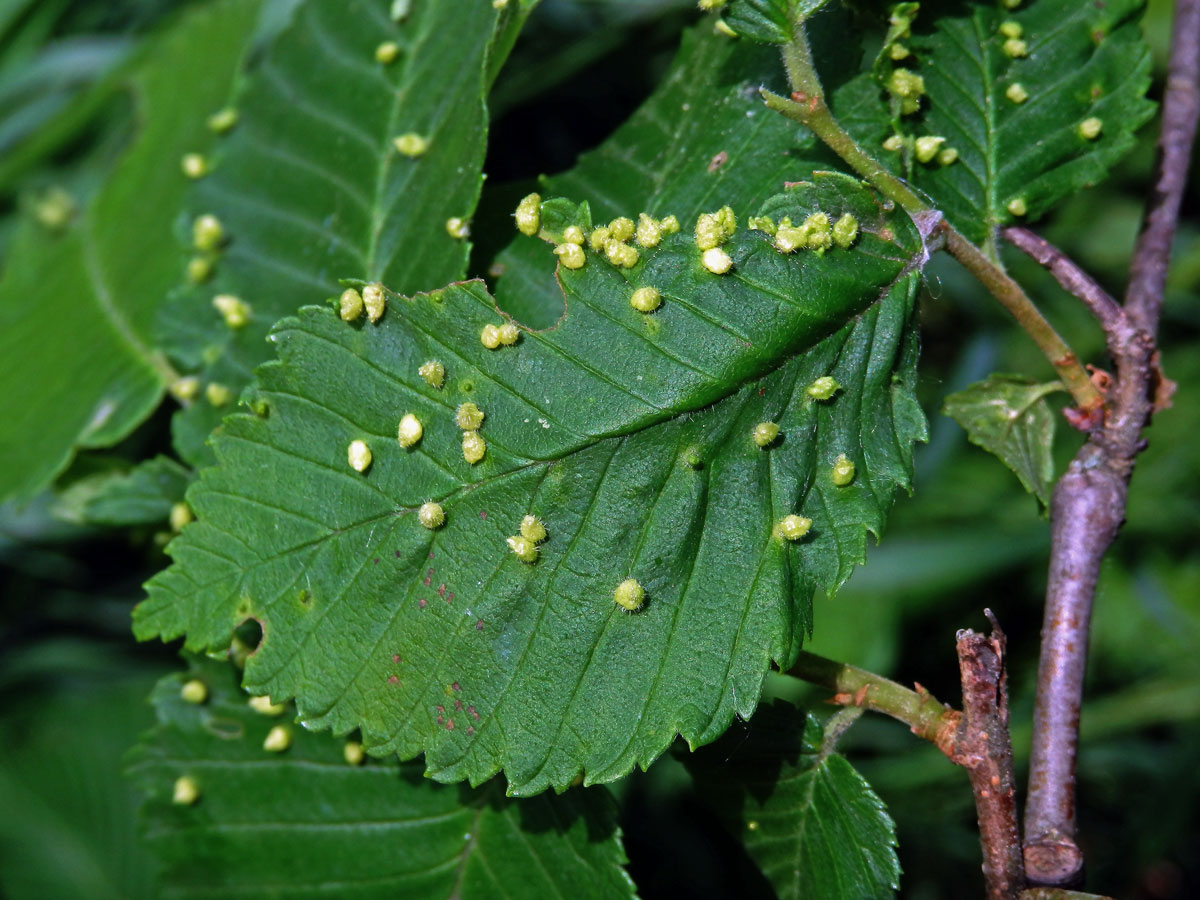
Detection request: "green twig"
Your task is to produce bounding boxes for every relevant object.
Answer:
[764,20,1104,414]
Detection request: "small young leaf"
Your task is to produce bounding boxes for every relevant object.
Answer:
[725,0,832,43]
[943,373,1062,507]
[135,173,927,795]
[127,658,635,900]
[0,0,263,505]
[837,0,1155,244]
[687,702,900,900]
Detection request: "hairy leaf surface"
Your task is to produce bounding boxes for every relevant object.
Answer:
[136,168,926,793]
[943,373,1060,506]
[128,659,634,900]
[0,0,262,504]
[836,0,1154,244]
[687,702,899,900]
[160,0,523,465]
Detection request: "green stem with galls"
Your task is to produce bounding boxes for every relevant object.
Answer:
[765,20,1104,414]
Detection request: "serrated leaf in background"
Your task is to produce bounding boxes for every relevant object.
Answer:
[686,701,900,900]
[135,170,926,795]
[725,0,832,43]
[0,0,263,505]
[942,373,1060,507]
[835,0,1155,246]
[128,658,635,900]
[159,0,527,466]
[51,455,191,526]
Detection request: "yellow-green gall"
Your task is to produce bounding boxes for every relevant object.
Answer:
[480,324,502,349]
[263,725,292,753]
[697,0,726,10]
[694,212,724,250]
[31,187,74,230]
[493,0,509,7]
[807,376,840,400]
[608,217,635,242]
[635,213,662,248]
[554,242,586,269]
[630,286,661,313]
[1005,83,1029,104]
[170,376,200,403]
[506,534,538,564]
[187,256,214,284]
[588,225,611,252]
[362,282,386,322]
[338,288,364,321]
[889,42,911,60]
[752,421,780,447]
[520,514,547,543]
[774,225,805,253]
[393,132,430,157]
[659,214,680,235]
[1003,0,1021,6]
[1002,38,1028,57]
[882,134,906,152]
[748,216,776,235]
[701,247,733,274]
[248,695,287,716]
[205,382,232,407]
[938,147,959,166]
[192,214,225,252]
[915,135,946,163]
[831,454,856,486]
[801,212,832,252]
[605,238,639,268]
[213,293,250,328]
[832,213,859,249]
[397,413,423,448]
[181,153,208,179]
[775,514,812,541]
[999,20,1022,38]
[556,225,583,245]
[180,679,208,704]
[461,430,486,464]
[497,322,519,346]
[375,41,400,64]
[515,192,541,236]
[207,107,238,133]
[455,402,484,430]
[613,577,645,612]
[173,776,201,805]
[348,439,372,473]
[445,217,469,239]
[418,360,445,389]
[1077,117,1103,140]
[715,205,736,236]
[887,68,925,100]
[344,741,365,765]
[418,501,445,529]
[170,501,194,533]
[1007,197,1028,216]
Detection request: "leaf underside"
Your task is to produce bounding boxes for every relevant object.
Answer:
[128,658,635,900]
[159,0,509,466]
[136,25,929,795]
[686,702,900,900]
[0,0,262,504]
[836,0,1155,244]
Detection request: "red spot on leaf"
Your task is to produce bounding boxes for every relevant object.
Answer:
[454,699,463,710]
[475,619,484,631]
[419,598,428,608]
[436,705,445,714]
[387,675,399,685]
[437,583,446,597]
[468,705,479,720]
[393,654,401,663]
[452,682,461,692]
[467,725,475,735]
[446,719,455,730]
[480,510,487,520]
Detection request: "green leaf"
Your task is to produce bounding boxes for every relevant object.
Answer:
[686,702,899,900]
[0,0,263,505]
[159,0,519,466]
[942,373,1061,507]
[725,0,831,43]
[52,456,191,527]
[836,0,1155,244]
[127,658,635,900]
[135,167,927,794]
